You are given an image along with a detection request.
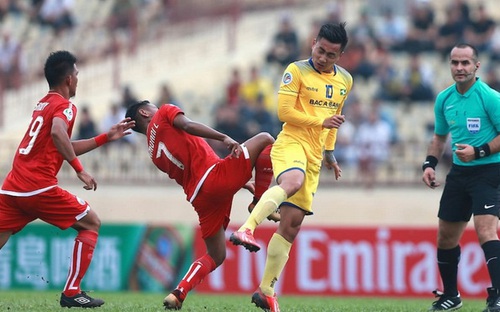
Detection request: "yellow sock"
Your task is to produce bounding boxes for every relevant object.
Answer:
[260,233,291,296]
[239,186,287,233]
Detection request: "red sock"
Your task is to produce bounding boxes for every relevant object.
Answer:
[254,144,273,202]
[176,254,216,301]
[63,230,98,297]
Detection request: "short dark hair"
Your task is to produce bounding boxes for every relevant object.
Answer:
[452,43,479,61]
[125,100,151,133]
[44,51,77,88]
[317,22,348,51]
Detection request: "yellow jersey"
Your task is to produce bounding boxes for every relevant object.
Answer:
[277,59,353,162]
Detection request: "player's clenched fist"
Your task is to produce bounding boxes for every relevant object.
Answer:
[322,114,345,129]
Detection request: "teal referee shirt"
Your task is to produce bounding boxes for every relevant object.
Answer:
[434,77,500,166]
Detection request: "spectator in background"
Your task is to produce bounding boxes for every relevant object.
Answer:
[300,19,322,60]
[401,52,435,103]
[374,99,399,145]
[240,65,275,113]
[101,103,133,145]
[120,85,139,110]
[0,31,24,90]
[136,0,168,40]
[342,5,380,80]
[26,0,44,24]
[398,0,437,53]
[0,1,9,21]
[335,94,365,167]
[343,95,366,128]
[485,67,500,92]
[374,7,407,52]
[226,67,242,107]
[435,5,466,61]
[37,0,75,34]
[350,7,377,47]
[108,0,136,30]
[156,82,181,108]
[211,105,250,157]
[333,117,356,169]
[489,26,500,63]
[76,106,98,140]
[107,0,138,53]
[265,15,300,70]
[0,0,25,21]
[464,3,496,54]
[354,106,392,189]
[322,1,344,25]
[335,94,364,169]
[449,0,470,24]
[337,38,377,82]
[243,93,280,138]
[374,49,403,102]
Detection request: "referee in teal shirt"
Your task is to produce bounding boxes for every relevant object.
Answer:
[422,43,500,312]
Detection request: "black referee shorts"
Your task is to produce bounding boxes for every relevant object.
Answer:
[439,163,500,222]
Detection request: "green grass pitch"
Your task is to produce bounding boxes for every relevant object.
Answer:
[0,290,488,311]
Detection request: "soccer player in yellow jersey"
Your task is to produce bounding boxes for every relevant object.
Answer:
[230,22,352,312]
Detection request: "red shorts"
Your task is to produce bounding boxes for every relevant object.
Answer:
[0,186,90,234]
[192,151,252,239]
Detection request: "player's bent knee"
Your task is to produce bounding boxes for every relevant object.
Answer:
[74,211,101,232]
[279,179,303,196]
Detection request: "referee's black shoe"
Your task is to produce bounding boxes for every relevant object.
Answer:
[60,291,105,308]
[429,290,462,311]
[484,287,500,312]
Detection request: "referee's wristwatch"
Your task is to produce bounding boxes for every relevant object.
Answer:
[474,143,491,159]
[479,147,486,158]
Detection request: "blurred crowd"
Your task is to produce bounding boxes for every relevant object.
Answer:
[2,0,500,188]
[205,0,500,188]
[0,0,171,90]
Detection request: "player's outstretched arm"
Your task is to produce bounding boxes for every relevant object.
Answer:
[173,113,242,157]
[106,117,136,141]
[72,118,135,155]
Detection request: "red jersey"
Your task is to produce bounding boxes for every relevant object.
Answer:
[147,105,220,201]
[1,92,77,194]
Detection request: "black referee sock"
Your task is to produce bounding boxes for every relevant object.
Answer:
[437,245,461,297]
[482,240,500,290]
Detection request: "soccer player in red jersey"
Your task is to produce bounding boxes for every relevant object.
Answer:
[125,100,275,310]
[0,51,135,308]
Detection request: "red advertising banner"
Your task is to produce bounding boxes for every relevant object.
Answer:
[195,226,489,298]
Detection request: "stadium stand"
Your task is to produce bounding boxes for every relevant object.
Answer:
[0,0,498,186]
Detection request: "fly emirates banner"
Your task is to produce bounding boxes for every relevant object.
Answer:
[196,226,490,298]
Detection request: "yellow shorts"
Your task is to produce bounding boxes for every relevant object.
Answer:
[271,136,321,214]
